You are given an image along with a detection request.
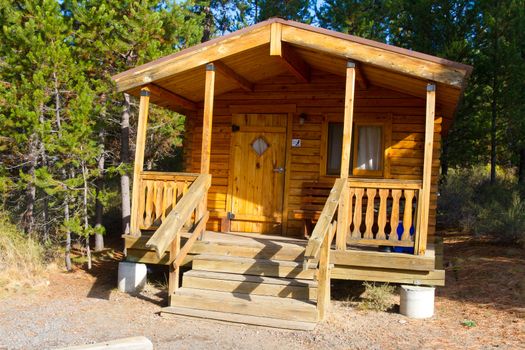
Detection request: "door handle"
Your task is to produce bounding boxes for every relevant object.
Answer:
[273,167,285,173]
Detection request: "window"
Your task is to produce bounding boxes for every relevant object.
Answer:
[326,122,343,175]
[353,125,383,176]
[325,122,385,177]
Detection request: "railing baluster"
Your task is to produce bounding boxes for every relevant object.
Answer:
[154,181,164,225]
[347,188,355,239]
[364,188,376,239]
[402,189,415,241]
[389,189,401,241]
[144,180,154,228]
[137,177,146,229]
[377,189,389,240]
[352,188,364,238]
[164,183,174,220]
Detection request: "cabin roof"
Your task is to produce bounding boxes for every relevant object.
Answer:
[112,18,472,123]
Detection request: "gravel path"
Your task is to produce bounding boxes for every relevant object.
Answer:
[1,236,523,349]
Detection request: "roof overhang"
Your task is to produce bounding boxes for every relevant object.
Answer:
[112,18,472,126]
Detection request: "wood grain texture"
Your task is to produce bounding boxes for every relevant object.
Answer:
[181,72,441,238]
[130,88,150,236]
[416,84,436,255]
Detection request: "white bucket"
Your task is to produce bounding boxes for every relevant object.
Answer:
[399,285,435,319]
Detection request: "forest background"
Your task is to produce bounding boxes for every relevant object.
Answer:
[0,0,524,271]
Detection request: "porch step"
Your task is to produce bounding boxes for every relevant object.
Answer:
[182,270,318,300]
[191,239,307,262]
[192,254,316,279]
[162,306,316,331]
[165,288,318,329]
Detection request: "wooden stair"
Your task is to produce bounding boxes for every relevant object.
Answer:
[161,236,321,330]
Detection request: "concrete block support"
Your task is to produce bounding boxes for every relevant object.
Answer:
[118,261,147,293]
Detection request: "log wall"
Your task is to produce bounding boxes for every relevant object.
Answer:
[183,71,441,238]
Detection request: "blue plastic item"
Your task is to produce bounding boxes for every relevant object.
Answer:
[392,222,414,254]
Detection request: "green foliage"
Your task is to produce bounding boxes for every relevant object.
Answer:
[317,0,393,41]
[0,0,203,265]
[438,166,525,245]
[358,282,396,312]
[461,319,477,328]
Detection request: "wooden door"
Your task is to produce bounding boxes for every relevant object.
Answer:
[228,114,287,234]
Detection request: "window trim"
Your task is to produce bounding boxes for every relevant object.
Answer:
[321,114,392,179]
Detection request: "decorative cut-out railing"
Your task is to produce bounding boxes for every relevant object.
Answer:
[136,172,199,230]
[345,179,422,249]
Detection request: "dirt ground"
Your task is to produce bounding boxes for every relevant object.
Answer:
[1,234,524,350]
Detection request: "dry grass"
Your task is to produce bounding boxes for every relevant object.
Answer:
[358,282,396,312]
[0,214,48,297]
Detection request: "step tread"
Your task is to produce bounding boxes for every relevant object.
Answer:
[191,240,306,261]
[170,287,318,322]
[161,306,316,331]
[175,287,317,307]
[200,231,308,249]
[184,270,318,287]
[192,254,316,279]
[194,254,308,267]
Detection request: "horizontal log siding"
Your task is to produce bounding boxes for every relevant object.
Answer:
[183,71,440,237]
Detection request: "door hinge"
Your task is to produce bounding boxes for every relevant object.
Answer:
[227,212,235,220]
[232,124,240,132]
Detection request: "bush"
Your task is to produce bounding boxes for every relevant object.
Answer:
[0,213,47,296]
[438,165,525,245]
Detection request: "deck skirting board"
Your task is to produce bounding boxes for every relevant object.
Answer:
[330,249,435,271]
[331,265,445,286]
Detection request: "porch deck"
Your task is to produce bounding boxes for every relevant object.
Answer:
[124,230,444,286]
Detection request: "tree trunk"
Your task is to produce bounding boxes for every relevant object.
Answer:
[490,84,497,185]
[201,5,213,43]
[121,93,131,236]
[24,134,38,235]
[94,130,105,252]
[64,192,72,272]
[519,148,525,186]
[81,156,92,270]
[55,71,72,268]
[490,15,499,185]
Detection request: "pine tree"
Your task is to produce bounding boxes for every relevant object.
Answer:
[0,0,100,267]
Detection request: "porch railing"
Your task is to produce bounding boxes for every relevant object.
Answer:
[304,178,347,321]
[135,171,200,230]
[345,179,422,249]
[146,173,211,303]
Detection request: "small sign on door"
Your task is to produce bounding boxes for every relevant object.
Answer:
[291,139,301,147]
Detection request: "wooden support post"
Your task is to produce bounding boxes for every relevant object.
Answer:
[317,223,332,321]
[201,64,215,174]
[130,88,150,236]
[168,234,181,305]
[336,62,355,250]
[417,83,436,255]
[199,63,215,219]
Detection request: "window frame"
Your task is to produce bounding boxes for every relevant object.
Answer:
[321,114,392,179]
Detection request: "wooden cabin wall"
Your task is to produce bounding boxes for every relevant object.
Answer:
[183,71,441,238]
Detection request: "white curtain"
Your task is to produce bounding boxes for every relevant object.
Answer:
[356,126,382,170]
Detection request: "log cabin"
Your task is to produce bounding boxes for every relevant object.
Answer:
[112,18,472,330]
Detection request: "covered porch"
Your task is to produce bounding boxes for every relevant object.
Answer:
[112,18,470,327]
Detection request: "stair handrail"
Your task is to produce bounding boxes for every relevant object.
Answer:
[303,178,346,270]
[146,173,211,258]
